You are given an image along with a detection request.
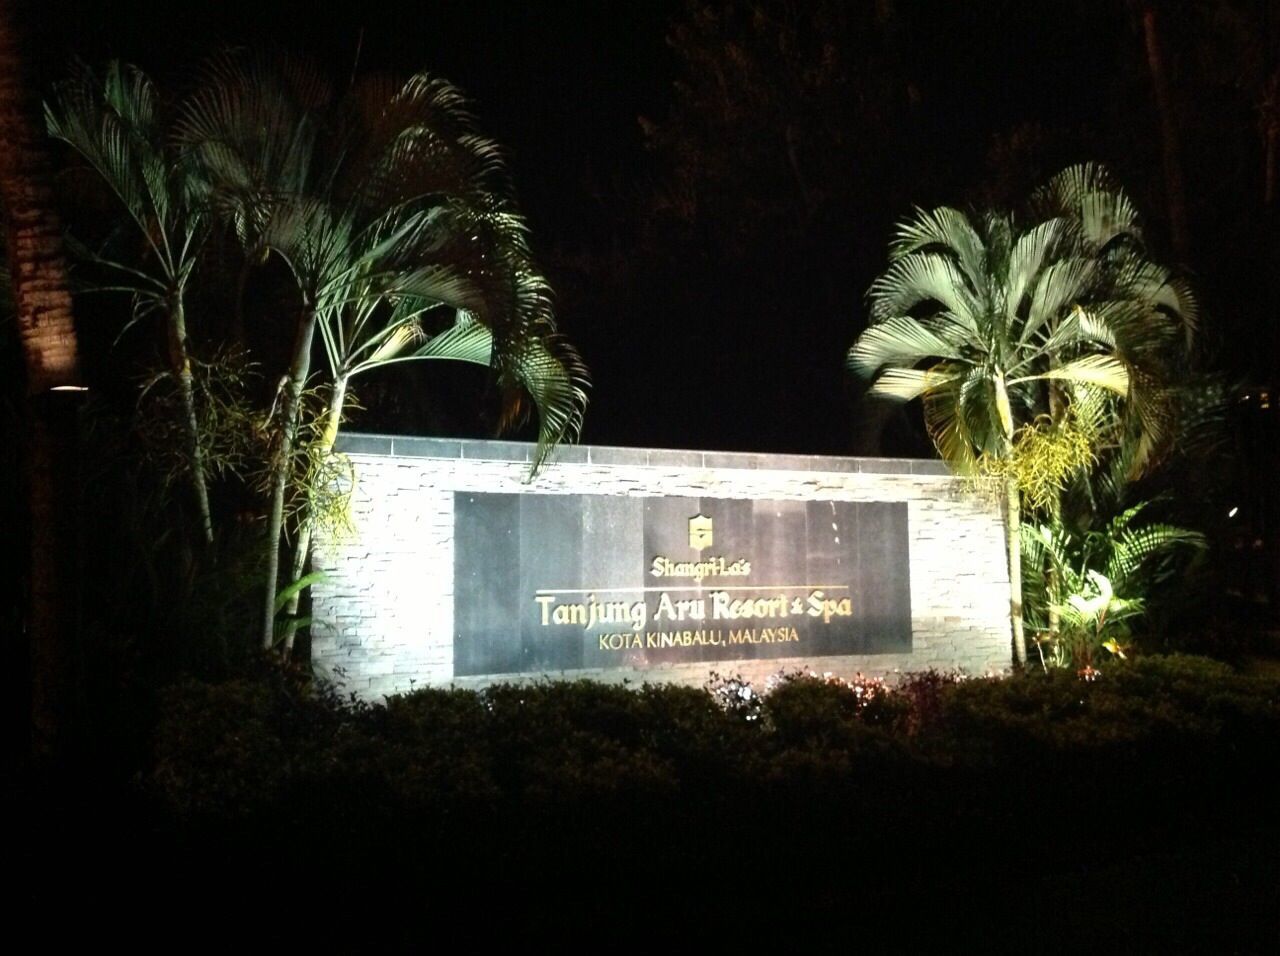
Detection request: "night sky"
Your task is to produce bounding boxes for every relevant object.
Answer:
[29,1,1269,456]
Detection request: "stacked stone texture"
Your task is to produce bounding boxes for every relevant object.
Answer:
[312,435,1012,699]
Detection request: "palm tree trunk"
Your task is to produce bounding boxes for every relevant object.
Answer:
[0,0,84,762]
[167,296,213,545]
[1046,383,1062,646]
[261,306,317,649]
[281,373,347,656]
[1140,2,1192,263]
[992,374,1025,666]
[1006,475,1026,666]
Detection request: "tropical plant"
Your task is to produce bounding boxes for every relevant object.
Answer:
[176,53,588,651]
[847,163,1197,665]
[1021,501,1205,669]
[45,61,217,544]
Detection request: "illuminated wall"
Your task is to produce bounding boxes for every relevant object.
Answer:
[311,435,1012,698]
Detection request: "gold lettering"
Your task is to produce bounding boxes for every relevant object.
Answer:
[711,591,791,620]
[759,627,800,642]
[807,590,853,623]
[553,603,585,626]
[597,633,624,651]
[654,592,705,622]
[648,556,752,582]
[536,593,647,631]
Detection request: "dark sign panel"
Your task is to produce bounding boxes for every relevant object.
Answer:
[453,493,912,676]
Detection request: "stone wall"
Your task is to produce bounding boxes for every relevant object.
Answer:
[311,434,1013,699]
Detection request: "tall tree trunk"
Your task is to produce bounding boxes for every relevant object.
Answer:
[1006,475,1026,667]
[281,373,348,656]
[1140,3,1192,263]
[0,0,84,762]
[261,306,316,649]
[992,374,1025,666]
[167,296,214,545]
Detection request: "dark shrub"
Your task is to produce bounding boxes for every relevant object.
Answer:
[764,671,906,745]
[152,665,346,820]
[148,651,1280,866]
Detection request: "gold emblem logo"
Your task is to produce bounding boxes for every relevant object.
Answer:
[689,513,713,551]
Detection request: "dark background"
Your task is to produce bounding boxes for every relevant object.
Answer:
[28,0,1276,457]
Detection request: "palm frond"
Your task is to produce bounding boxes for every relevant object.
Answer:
[846,314,967,377]
[889,206,986,288]
[1005,216,1069,325]
[921,365,984,470]
[1022,256,1096,344]
[1036,163,1141,251]
[1106,522,1205,589]
[1024,354,1130,396]
[495,329,590,473]
[868,251,981,327]
[866,366,936,401]
[46,59,194,272]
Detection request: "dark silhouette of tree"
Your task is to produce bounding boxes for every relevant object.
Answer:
[0,0,83,761]
[636,0,930,455]
[1133,1,1193,263]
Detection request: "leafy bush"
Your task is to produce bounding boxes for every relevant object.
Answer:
[149,653,1280,871]
[763,670,905,742]
[152,663,345,820]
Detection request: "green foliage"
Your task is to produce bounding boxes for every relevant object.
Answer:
[936,654,1280,760]
[47,59,222,544]
[73,397,266,681]
[135,346,264,489]
[144,653,1279,941]
[763,670,907,739]
[151,656,1280,847]
[44,53,593,663]
[266,570,327,650]
[160,51,593,648]
[979,411,1097,513]
[153,676,297,819]
[848,164,1195,475]
[848,164,1213,663]
[1022,501,1206,667]
[262,382,360,537]
[177,50,589,475]
[45,60,207,302]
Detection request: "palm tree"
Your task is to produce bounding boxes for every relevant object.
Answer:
[272,278,586,653]
[45,61,216,544]
[0,0,83,759]
[847,164,1196,665]
[177,53,588,650]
